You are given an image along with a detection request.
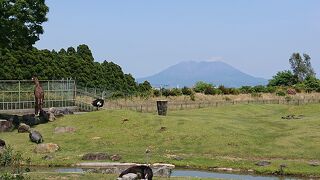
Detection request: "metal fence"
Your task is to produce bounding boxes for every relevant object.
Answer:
[107,98,320,113]
[0,79,76,111]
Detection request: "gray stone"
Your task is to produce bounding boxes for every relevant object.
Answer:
[82,153,109,160]
[29,130,43,144]
[0,119,13,132]
[54,126,76,133]
[309,161,320,166]
[42,155,54,160]
[18,123,30,133]
[49,112,56,122]
[255,161,271,166]
[34,143,59,153]
[111,154,122,161]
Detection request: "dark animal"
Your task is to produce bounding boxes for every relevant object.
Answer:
[0,139,5,148]
[29,130,43,144]
[32,76,44,115]
[119,165,153,180]
[92,98,104,109]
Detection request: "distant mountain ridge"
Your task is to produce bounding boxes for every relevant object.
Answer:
[137,61,268,87]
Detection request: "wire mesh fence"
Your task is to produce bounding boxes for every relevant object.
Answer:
[0,79,76,111]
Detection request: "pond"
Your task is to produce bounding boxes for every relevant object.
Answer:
[50,167,306,180]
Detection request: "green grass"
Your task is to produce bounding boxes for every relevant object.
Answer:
[1,104,320,177]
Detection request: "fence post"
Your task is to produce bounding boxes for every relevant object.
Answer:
[47,81,50,108]
[18,81,21,109]
[73,80,77,106]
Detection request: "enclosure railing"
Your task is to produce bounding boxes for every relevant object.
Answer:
[106,97,320,113]
[0,79,77,111]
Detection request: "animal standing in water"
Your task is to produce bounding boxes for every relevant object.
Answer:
[32,76,44,115]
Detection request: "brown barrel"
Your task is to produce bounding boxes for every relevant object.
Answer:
[157,100,168,116]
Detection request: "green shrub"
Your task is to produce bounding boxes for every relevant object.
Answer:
[251,92,262,98]
[194,81,214,93]
[169,88,183,96]
[0,145,29,180]
[276,90,286,96]
[204,86,215,95]
[265,86,277,93]
[285,96,292,102]
[181,86,193,95]
[239,86,254,94]
[161,88,170,97]
[190,93,195,101]
[252,85,267,93]
[153,89,161,97]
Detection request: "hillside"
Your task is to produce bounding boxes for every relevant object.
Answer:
[138,61,268,87]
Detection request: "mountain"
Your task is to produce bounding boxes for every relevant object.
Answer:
[137,61,268,88]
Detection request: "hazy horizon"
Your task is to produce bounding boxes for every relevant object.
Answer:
[35,0,320,79]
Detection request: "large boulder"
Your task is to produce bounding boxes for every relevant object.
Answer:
[18,123,31,133]
[82,153,109,160]
[34,143,59,153]
[0,119,14,132]
[22,114,39,126]
[54,127,76,134]
[39,110,49,123]
[0,114,20,127]
[29,130,43,144]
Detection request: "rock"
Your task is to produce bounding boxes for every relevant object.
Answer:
[0,119,14,132]
[22,114,40,126]
[42,155,54,160]
[29,130,44,144]
[54,127,76,133]
[39,110,49,123]
[62,108,74,115]
[159,126,167,132]
[117,173,138,180]
[49,107,56,113]
[111,154,122,161]
[18,123,30,133]
[0,139,5,148]
[309,161,320,166]
[165,154,183,161]
[34,143,59,153]
[49,112,56,122]
[255,161,271,166]
[0,114,20,127]
[82,153,109,160]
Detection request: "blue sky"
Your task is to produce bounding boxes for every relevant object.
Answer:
[35,0,320,79]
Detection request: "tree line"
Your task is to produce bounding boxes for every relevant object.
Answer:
[0,45,152,95]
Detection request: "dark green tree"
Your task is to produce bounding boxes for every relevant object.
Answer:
[0,0,49,49]
[289,53,315,82]
[268,70,297,86]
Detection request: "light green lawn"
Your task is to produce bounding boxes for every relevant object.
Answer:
[1,104,320,176]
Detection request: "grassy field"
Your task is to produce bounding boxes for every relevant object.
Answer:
[1,103,320,177]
